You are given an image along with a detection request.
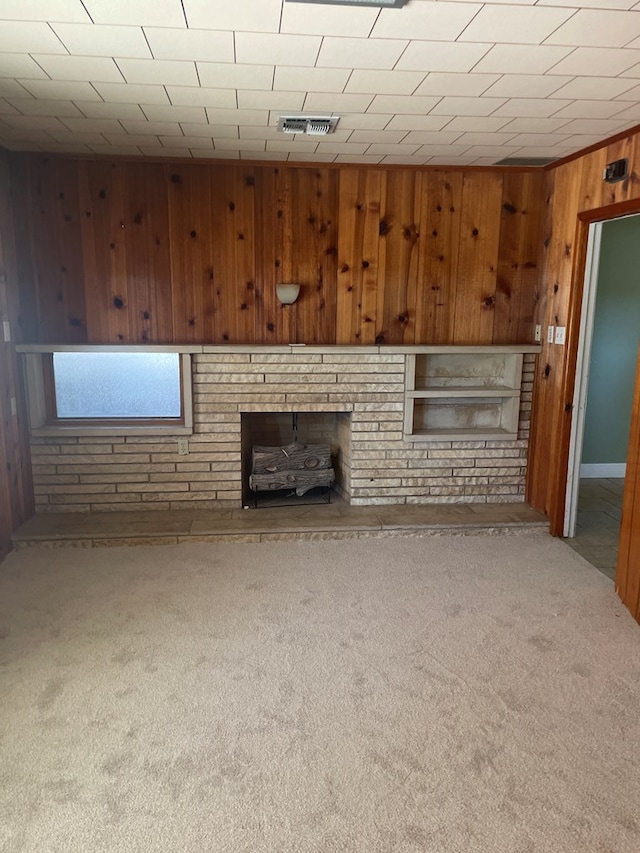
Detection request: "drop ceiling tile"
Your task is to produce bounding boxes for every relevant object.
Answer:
[52,24,151,58]
[159,135,213,148]
[491,98,573,117]
[459,7,574,45]
[48,129,107,144]
[0,22,67,54]
[75,101,146,119]
[120,119,183,135]
[545,10,640,47]
[382,155,430,165]
[214,138,265,151]
[166,87,236,108]
[553,133,614,148]
[82,0,186,27]
[181,123,238,138]
[552,118,630,134]
[550,77,637,99]
[240,125,290,140]
[334,113,392,130]
[316,37,407,71]
[235,32,321,67]
[266,140,319,153]
[366,143,420,155]
[385,115,451,131]
[191,149,239,159]
[281,2,378,37]
[238,90,305,111]
[0,55,49,79]
[315,141,369,155]
[372,2,481,40]
[482,74,572,98]
[0,99,19,115]
[20,80,102,101]
[609,103,640,121]
[334,154,383,164]
[143,27,234,63]
[506,132,573,145]
[116,59,198,86]
[395,41,492,73]
[463,146,524,157]
[273,66,350,93]
[615,82,640,98]
[102,132,162,145]
[367,95,441,115]
[32,55,124,83]
[627,34,640,47]
[414,73,500,98]
[498,117,571,133]
[2,114,66,131]
[345,70,426,96]
[472,44,573,74]
[206,107,268,126]
[414,144,472,156]
[61,117,127,133]
[441,116,512,132]
[425,155,478,165]
[453,132,520,145]
[0,80,33,98]
[41,141,91,153]
[90,143,144,155]
[93,82,169,104]
[286,152,336,162]
[547,46,640,76]
[198,63,274,91]
[404,131,465,145]
[141,105,207,123]
[551,100,631,118]
[348,129,407,144]
[8,98,83,117]
[0,1,91,22]
[430,97,507,116]
[303,92,374,112]
[182,0,282,33]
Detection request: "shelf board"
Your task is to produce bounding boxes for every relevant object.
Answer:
[408,386,519,398]
[405,427,518,442]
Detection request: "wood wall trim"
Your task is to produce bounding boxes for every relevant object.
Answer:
[616,346,640,623]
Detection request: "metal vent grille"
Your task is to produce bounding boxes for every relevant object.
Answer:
[494,157,555,167]
[277,116,339,136]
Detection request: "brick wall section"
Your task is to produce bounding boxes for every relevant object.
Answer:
[30,350,535,512]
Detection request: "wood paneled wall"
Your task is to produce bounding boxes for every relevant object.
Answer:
[0,153,33,560]
[527,129,640,533]
[10,155,544,347]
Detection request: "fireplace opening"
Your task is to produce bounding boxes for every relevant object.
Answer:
[241,411,351,508]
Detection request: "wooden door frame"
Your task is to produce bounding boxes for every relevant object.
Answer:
[547,197,640,537]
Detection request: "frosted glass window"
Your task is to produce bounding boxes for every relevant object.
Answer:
[53,353,181,420]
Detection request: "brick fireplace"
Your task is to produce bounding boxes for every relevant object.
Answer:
[27,346,536,513]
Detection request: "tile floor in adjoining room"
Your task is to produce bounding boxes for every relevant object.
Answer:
[565,478,624,581]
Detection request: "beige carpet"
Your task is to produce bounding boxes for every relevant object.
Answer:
[1,532,639,853]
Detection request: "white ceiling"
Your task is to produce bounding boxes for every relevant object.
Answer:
[1,0,640,166]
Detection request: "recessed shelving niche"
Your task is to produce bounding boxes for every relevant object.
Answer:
[403,346,540,441]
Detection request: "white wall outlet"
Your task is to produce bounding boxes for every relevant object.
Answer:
[534,324,542,342]
[554,326,566,345]
[177,437,189,456]
[10,397,16,417]
[3,320,10,342]
[547,325,555,344]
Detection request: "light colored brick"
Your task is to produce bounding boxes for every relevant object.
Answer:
[117,481,189,493]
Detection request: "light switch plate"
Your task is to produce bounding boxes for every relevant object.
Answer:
[3,321,10,342]
[555,326,566,345]
[534,324,542,342]
[547,325,555,344]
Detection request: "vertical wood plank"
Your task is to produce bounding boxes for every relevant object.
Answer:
[253,166,282,344]
[375,170,420,345]
[616,346,640,623]
[336,169,383,345]
[453,172,503,344]
[494,171,544,344]
[414,172,462,344]
[166,164,216,343]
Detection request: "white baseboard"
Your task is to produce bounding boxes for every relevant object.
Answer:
[580,463,626,478]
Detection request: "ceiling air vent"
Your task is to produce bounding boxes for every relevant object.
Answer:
[494,156,555,167]
[277,116,339,136]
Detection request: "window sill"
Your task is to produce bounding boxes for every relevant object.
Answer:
[31,424,193,438]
